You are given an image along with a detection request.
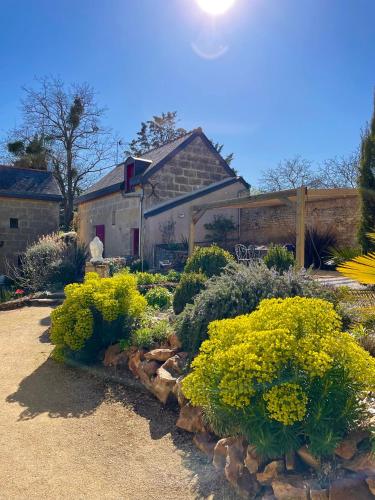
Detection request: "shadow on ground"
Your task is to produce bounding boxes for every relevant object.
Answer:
[7,353,238,499]
[6,359,106,420]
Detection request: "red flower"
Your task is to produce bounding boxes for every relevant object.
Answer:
[15,289,25,295]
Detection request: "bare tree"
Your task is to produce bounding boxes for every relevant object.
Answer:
[6,77,116,228]
[317,150,359,188]
[259,156,322,192]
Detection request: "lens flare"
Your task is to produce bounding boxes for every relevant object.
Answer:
[196,0,236,16]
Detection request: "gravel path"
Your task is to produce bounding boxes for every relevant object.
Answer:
[0,307,236,500]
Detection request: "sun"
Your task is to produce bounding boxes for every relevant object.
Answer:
[196,0,236,16]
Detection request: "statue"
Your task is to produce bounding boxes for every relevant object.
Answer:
[89,236,104,263]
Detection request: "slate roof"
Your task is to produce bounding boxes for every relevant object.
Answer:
[78,128,236,204]
[144,177,248,218]
[0,165,62,201]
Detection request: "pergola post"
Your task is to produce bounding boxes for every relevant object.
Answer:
[296,186,306,268]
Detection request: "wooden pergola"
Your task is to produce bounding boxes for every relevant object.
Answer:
[188,187,357,268]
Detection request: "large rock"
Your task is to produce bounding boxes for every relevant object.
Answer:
[343,451,375,475]
[334,430,369,460]
[168,332,182,350]
[162,353,187,376]
[141,360,160,377]
[256,460,284,484]
[213,437,237,470]
[244,445,262,474]
[297,446,321,470]
[152,366,177,404]
[103,344,123,367]
[271,478,309,500]
[176,404,206,433]
[224,437,260,498]
[285,451,296,471]
[366,477,375,495]
[144,348,176,362]
[128,349,145,377]
[172,376,188,408]
[193,432,217,459]
[329,476,373,500]
[310,488,328,500]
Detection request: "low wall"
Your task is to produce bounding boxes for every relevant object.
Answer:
[240,192,360,248]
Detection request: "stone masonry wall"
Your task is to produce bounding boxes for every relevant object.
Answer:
[78,192,141,258]
[143,136,235,210]
[0,197,60,274]
[240,194,360,248]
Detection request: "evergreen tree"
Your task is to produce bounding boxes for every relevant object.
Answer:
[358,93,375,252]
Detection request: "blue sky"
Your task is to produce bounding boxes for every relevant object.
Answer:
[0,0,374,186]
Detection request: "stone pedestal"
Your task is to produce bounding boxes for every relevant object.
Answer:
[85,261,110,278]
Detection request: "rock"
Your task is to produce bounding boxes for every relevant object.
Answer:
[329,476,373,500]
[152,366,177,404]
[193,432,217,459]
[245,445,262,474]
[310,489,328,500]
[172,376,188,408]
[297,446,321,470]
[271,478,309,500]
[168,332,182,350]
[366,477,375,495]
[213,437,237,469]
[128,349,145,377]
[285,451,296,471]
[256,460,284,484]
[334,430,369,460]
[144,348,175,362]
[343,451,375,475]
[224,437,246,483]
[224,437,260,498]
[103,344,121,366]
[176,404,206,433]
[141,360,160,377]
[162,354,186,376]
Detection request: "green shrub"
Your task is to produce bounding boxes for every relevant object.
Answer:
[166,270,181,282]
[50,272,146,363]
[131,319,172,349]
[173,272,206,314]
[264,244,295,273]
[8,232,87,292]
[145,286,173,310]
[182,297,375,458]
[176,261,335,356]
[130,259,149,272]
[184,245,234,278]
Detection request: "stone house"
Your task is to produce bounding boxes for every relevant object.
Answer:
[0,165,62,275]
[77,128,248,265]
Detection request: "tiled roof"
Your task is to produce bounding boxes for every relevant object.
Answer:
[0,165,62,201]
[78,128,236,203]
[144,177,248,218]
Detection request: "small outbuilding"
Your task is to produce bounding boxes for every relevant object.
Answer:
[0,165,62,275]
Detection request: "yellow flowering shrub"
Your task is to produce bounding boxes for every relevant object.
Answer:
[182,297,375,457]
[50,272,146,363]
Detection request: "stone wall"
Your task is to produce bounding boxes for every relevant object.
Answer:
[240,193,360,248]
[77,191,141,258]
[0,197,60,274]
[143,180,245,265]
[143,136,234,210]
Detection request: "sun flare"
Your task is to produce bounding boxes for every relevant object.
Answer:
[196,0,236,16]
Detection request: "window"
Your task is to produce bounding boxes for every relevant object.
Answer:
[9,218,18,229]
[112,210,116,226]
[126,164,135,192]
[131,228,139,256]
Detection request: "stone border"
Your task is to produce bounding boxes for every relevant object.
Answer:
[0,293,64,311]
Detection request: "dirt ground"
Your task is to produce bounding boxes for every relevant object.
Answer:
[0,307,236,500]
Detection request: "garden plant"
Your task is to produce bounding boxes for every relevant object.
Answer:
[184,245,234,278]
[50,272,146,363]
[182,297,375,458]
[172,272,206,314]
[264,244,295,273]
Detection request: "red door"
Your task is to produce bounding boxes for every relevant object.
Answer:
[95,225,105,255]
[126,164,135,192]
[132,228,139,256]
